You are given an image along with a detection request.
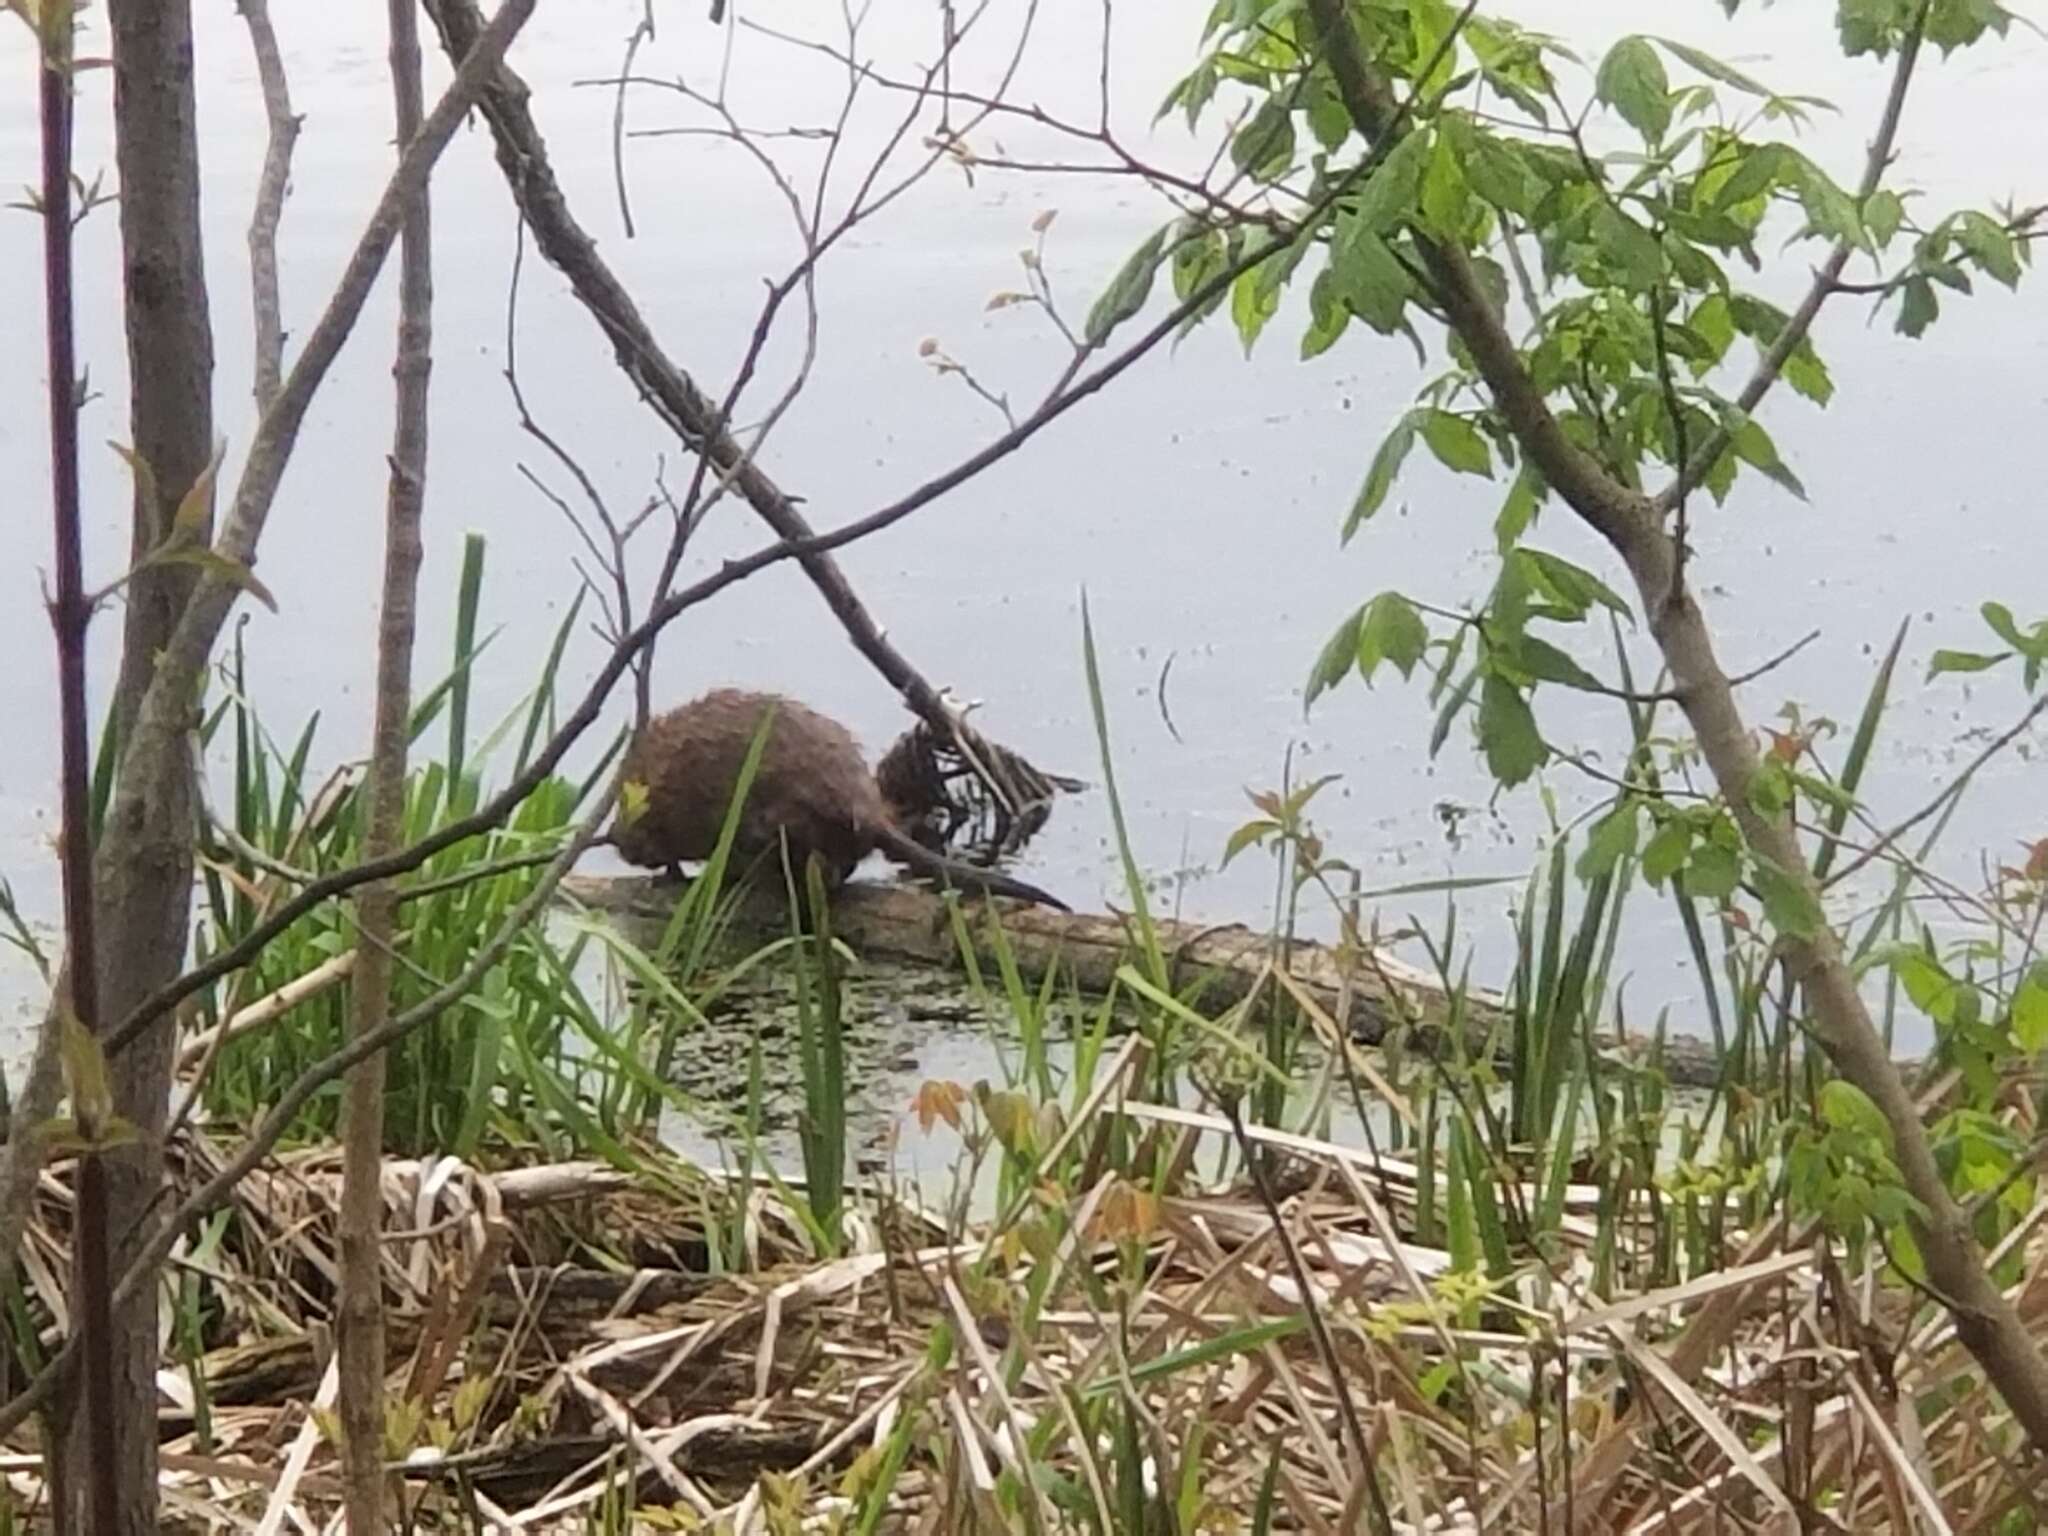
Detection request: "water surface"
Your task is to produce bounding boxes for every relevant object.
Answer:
[3,1,2043,1076]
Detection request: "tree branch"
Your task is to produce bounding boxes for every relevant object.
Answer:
[235,0,299,412]
[1653,4,1930,516]
[338,0,434,1521]
[424,0,1074,797]
[91,0,534,1054]
[105,26,1357,1068]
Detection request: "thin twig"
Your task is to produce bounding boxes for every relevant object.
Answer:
[1655,3,1932,513]
[609,1,654,238]
[1824,690,2048,890]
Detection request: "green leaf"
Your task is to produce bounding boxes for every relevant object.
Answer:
[1158,55,1216,123]
[1577,801,1641,880]
[1787,153,1864,246]
[1494,470,1541,552]
[1980,602,2043,656]
[1955,210,2022,288]
[1170,229,1235,340]
[1220,817,1281,870]
[1729,414,1806,500]
[59,1003,114,1136]
[1084,226,1170,345]
[1463,133,1541,218]
[1477,674,1547,787]
[146,546,280,613]
[1502,635,1604,692]
[1420,131,1470,237]
[1924,257,1974,294]
[1688,293,1735,368]
[173,437,228,536]
[1640,819,1691,886]
[1681,838,1741,901]
[109,440,161,527]
[1926,648,2010,680]
[1230,99,1295,178]
[1863,188,1904,247]
[1727,293,1791,344]
[1301,269,1351,360]
[39,1114,143,1160]
[1595,37,1672,142]
[1819,1080,1891,1145]
[1752,856,1824,941]
[1897,275,1939,337]
[1357,592,1429,684]
[1652,37,1772,97]
[1306,81,1352,152]
[1419,410,1495,479]
[1345,412,1419,539]
[1429,664,1479,759]
[1520,548,1632,621]
[1305,606,1365,707]
[1708,142,1790,213]
[1591,206,1665,290]
[1923,0,2015,52]
[1231,263,1281,353]
[1349,129,1430,235]
[1782,339,1834,404]
[1747,758,1793,818]
[1330,215,1412,332]
[2012,962,2048,1054]
[1170,228,1226,304]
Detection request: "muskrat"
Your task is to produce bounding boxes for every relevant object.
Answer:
[604,689,1069,911]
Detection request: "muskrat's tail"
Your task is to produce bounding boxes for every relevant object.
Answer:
[872,826,1070,913]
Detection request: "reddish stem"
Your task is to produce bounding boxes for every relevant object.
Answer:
[38,34,121,1529]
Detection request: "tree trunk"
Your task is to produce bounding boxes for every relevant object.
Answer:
[74,0,217,1529]
[338,0,434,1525]
[106,0,216,753]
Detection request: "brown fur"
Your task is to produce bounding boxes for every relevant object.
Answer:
[607,689,1068,911]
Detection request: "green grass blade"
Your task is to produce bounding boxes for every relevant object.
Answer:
[517,585,586,775]
[1813,616,1906,884]
[447,531,487,788]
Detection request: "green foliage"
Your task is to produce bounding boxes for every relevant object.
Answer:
[1594,37,1672,144]
[1159,4,2038,1096]
[1928,602,2048,690]
[1085,224,1171,346]
[190,544,623,1156]
[1305,591,1429,704]
[1785,1076,1926,1267]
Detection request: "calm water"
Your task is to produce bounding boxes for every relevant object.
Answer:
[4,1,2044,1081]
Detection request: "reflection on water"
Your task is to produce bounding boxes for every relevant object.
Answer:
[3,1,2043,1076]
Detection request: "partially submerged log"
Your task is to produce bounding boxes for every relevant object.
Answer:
[559,873,1745,1089]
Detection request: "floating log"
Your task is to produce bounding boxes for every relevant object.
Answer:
[558,874,1754,1089]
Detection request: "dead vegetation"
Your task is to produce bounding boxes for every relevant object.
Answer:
[1,1014,2038,1533]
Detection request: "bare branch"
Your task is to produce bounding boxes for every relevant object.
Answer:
[430,0,1068,796]
[235,0,299,411]
[337,0,436,1519]
[103,176,1314,1068]
[609,0,654,238]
